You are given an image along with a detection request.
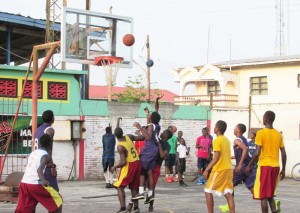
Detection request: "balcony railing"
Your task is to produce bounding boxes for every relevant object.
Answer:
[174,94,238,107]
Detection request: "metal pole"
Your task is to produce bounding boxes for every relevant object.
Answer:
[108,6,113,102]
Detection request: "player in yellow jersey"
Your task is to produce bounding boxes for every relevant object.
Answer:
[203,120,235,213]
[110,118,144,213]
[245,111,286,213]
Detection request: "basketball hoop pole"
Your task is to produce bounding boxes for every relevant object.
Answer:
[108,66,113,101]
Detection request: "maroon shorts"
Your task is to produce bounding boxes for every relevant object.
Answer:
[253,166,280,199]
[153,164,161,189]
[15,182,62,213]
[114,160,141,190]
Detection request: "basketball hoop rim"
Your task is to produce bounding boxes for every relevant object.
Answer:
[95,56,124,66]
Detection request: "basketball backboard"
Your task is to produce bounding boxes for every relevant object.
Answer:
[61,7,133,68]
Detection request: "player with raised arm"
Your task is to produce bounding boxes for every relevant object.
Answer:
[132,95,163,204]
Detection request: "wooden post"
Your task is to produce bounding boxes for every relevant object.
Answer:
[248,95,252,135]
[146,35,150,101]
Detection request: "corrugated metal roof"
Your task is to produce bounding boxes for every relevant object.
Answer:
[0,12,61,65]
[212,54,300,68]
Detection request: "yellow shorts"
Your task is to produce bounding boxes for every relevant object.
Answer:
[204,169,234,196]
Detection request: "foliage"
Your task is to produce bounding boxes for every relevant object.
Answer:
[113,75,163,103]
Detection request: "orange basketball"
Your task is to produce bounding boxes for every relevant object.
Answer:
[123,34,135,46]
[172,125,177,133]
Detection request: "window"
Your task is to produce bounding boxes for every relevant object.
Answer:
[298,74,300,88]
[0,78,18,98]
[250,76,268,95]
[48,82,68,100]
[22,80,43,99]
[207,81,221,94]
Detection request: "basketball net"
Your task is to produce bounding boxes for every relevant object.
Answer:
[95,56,123,85]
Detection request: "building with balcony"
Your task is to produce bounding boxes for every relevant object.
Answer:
[173,55,300,173]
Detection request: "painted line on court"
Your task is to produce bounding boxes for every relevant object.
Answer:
[82,194,117,199]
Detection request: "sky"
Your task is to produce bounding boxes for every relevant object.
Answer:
[1,0,300,95]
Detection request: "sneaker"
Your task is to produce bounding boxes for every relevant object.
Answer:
[106,183,111,188]
[132,208,140,213]
[132,193,145,200]
[148,206,154,212]
[218,204,229,213]
[197,180,204,185]
[116,208,127,213]
[182,175,185,179]
[171,176,178,182]
[165,177,172,183]
[179,182,188,187]
[126,203,133,212]
[275,200,281,213]
[144,195,155,204]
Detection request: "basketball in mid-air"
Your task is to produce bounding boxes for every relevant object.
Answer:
[146,59,154,67]
[123,34,135,46]
[172,125,177,133]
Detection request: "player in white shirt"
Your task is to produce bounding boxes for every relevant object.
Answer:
[15,134,62,213]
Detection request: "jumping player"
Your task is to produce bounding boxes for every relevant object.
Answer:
[34,110,58,191]
[15,134,63,213]
[203,120,235,213]
[245,111,286,213]
[132,96,163,203]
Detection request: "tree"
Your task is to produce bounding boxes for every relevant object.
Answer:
[114,75,163,103]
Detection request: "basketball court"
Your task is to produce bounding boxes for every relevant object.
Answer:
[1,177,299,213]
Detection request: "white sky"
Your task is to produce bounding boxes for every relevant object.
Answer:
[1,0,300,95]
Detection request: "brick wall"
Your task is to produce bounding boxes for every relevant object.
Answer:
[83,116,207,180]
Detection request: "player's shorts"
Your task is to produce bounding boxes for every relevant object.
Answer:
[178,158,186,173]
[204,169,234,196]
[102,157,115,172]
[253,165,280,200]
[197,158,209,170]
[140,143,158,170]
[165,154,176,167]
[113,160,141,190]
[44,167,59,192]
[15,182,62,213]
[153,164,161,189]
[233,165,256,189]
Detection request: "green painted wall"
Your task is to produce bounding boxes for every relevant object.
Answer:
[0,65,109,116]
[172,105,211,120]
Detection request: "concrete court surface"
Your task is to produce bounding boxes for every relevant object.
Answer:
[0,177,299,213]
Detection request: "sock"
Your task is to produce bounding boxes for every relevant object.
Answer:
[109,172,114,184]
[104,171,109,183]
[148,190,153,197]
[139,186,144,194]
